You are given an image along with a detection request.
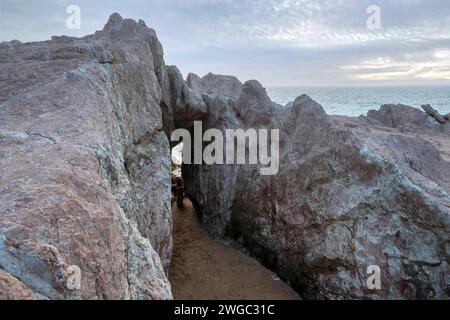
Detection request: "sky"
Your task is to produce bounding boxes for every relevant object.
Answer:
[1,0,450,87]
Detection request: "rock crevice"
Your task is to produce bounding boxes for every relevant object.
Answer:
[1,13,449,300]
[180,74,450,300]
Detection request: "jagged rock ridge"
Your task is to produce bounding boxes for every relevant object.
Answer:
[180,75,450,299]
[0,13,174,299]
[1,13,449,300]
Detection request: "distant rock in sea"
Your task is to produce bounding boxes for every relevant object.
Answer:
[421,104,447,124]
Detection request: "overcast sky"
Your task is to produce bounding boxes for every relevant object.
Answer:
[1,0,450,86]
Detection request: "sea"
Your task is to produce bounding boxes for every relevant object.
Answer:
[266,86,450,117]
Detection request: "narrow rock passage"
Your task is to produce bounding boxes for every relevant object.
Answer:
[169,198,301,300]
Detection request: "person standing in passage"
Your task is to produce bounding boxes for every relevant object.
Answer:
[176,179,185,208]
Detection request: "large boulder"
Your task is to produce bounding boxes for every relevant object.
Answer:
[367,104,449,134]
[0,13,172,299]
[421,104,446,124]
[367,104,429,128]
[166,66,208,129]
[183,80,450,299]
[186,72,243,101]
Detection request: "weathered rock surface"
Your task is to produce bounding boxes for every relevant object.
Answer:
[0,271,37,300]
[1,12,449,301]
[182,75,450,299]
[421,104,446,124]
[367,104,449,132]
[0,13,173,299]
[167,66,208,129]
[186,72,243,101]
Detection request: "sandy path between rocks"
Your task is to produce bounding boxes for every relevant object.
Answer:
[169,198,301,300]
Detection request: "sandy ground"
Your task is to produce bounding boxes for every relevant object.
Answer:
[169,198,301,300]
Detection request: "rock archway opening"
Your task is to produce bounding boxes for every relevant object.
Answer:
[171,142,183,183]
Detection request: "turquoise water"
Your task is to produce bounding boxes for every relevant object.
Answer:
[267,86,450,117]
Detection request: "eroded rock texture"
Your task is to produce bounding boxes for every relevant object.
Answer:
[1,12,449,301]
[182,75,450,300]
[0,13,173,299]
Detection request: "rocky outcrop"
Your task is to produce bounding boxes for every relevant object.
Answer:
[421,104,446,124]
[367,104,448,131]
[167,66,208,129]
[1,12,449,301]
[186,72,243,101]
[182,75,450,299]
[0,13,173,299]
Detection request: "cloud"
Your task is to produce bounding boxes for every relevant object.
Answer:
[341,48,450,81]
[1,0,450,86]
